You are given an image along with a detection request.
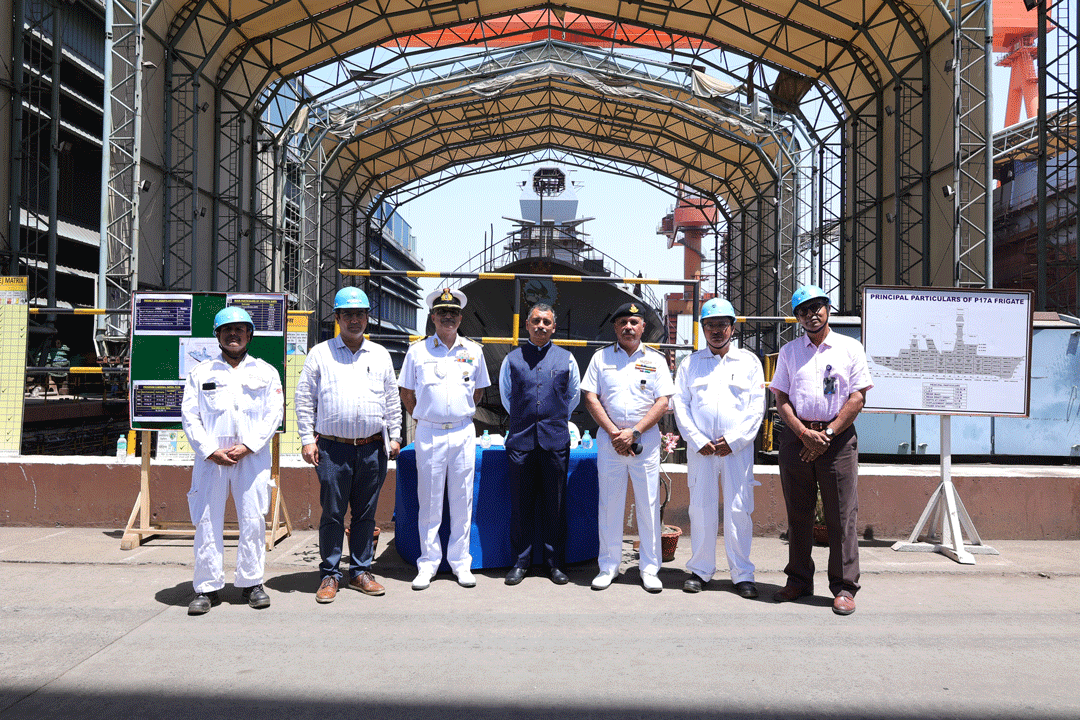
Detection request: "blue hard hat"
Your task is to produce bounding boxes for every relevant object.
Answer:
[791,285,831,313]
[334,286,370,310]
[213,306,254,332]
[700,298,737,322]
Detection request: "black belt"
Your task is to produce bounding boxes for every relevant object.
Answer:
[320,433,381,446]
[798,419,835,431]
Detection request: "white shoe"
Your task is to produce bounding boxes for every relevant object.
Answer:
[591,570,617,590]
[455,570,476,588]
[642,572,663,593]
[411,570,433,591]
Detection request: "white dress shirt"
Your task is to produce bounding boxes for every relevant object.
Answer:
[673,347,765,454]
[580,343,674,426]
[399,334,490,424]
[294,335,402,446]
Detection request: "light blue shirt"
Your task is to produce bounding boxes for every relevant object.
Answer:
[498,340,581,417]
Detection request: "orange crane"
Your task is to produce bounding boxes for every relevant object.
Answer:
[994,0,1047,127]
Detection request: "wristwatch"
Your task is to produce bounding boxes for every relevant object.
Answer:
[823,427,835,440]
[631,429,642,442]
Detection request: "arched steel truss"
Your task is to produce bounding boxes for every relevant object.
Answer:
[94,1,1003,353]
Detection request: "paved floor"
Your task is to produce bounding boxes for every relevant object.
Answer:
[1,527,1078,719]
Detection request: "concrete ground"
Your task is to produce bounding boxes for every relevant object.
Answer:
[1,526,1078,720]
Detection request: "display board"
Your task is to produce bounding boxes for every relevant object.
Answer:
[862,286,1032,416]
[129,292,287,430]
[0,277,29,456]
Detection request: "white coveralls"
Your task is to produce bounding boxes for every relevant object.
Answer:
[581,343,675,577]
[181,353,283,593]
[672,347,765,584]
[399,335,490,576]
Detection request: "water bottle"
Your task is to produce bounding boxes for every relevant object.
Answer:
[581,430,593,450]
[116,434,127,461]
[480,429,491,449]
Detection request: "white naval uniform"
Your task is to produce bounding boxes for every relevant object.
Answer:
[581,343,675,577]
[399,335,490,575]
[673,346,765,584]
[181,353,284,593]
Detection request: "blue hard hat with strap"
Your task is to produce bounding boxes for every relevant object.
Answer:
[700,298,737,322]
[791,285,831,313]
[334,286,370,310]
[213,306,254,332]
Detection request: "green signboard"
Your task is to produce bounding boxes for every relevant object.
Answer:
[128,292,287,430]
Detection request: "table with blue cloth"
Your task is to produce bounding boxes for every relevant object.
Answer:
[394,444,600,571]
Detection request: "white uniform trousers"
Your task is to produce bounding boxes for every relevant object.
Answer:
[187,439,270,593]
[415,423,476,575]
[685,446,756,584]
[596,427,662,576]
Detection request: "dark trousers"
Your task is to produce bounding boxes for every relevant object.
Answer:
[316,437,387,580]
[507,445,569,570]
[777,425,860,597]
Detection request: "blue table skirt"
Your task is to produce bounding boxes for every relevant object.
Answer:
[394,444,600,571]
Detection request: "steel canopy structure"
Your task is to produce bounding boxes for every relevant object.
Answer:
[93,1,992,352]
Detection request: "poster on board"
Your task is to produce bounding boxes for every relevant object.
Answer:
[861,286,1032,417]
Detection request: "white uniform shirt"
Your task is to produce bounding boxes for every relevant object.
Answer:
[294,335,402,446]
[399,335,490,424]
[580,343,674,427]
[769,329,874,421]
[181,353,284,460]
[673,347,766,454]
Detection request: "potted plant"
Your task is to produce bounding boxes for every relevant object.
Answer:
[658,432,683,561]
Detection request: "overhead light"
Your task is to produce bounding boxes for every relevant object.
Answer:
[885,105,894,116]
[1023,0,1039,10]
[139,180,151,192]
[944,59,955,73]
[886,212,895,223]
[942,185,955,199]
[198,207,207,217]
[199,101,210,112]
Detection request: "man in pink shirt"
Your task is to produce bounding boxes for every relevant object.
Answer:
[768,285,873,616]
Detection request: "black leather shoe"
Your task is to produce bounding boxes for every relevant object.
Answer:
[682,574,706,593]
[187,590,221,615]
[734,581,759,599]
[504,567,527,586]
[241,584,271,609]
[549,568,569,585]
[773,585,813,603]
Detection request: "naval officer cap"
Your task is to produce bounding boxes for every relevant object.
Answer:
[426,287,468,311]
[611,302,645,322]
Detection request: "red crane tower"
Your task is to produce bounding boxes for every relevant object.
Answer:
[994,0,1046,127]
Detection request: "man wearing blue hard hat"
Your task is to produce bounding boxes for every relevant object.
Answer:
[182,306,284,615]
[768,285,873,616]
[672,298,765,598]
[295,286,402,604]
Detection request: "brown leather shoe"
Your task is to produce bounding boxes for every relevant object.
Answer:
[832,594,856,615]
[315,576,338,604]
[773,584,813,603]
[349,571,385,596]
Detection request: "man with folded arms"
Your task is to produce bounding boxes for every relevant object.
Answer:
[296,286,401,604]
[769,285,873,616]
[672,298,765,599]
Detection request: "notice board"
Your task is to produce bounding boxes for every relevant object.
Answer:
[128,292,287,430]
[861,286,1032,416]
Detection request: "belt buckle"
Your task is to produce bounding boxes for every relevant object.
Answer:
[441,422,454,430]
[352,436,362,446]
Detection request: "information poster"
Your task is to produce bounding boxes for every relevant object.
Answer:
[0,277,28,456]
[129,292,287,430]
[862,286,1032,416]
